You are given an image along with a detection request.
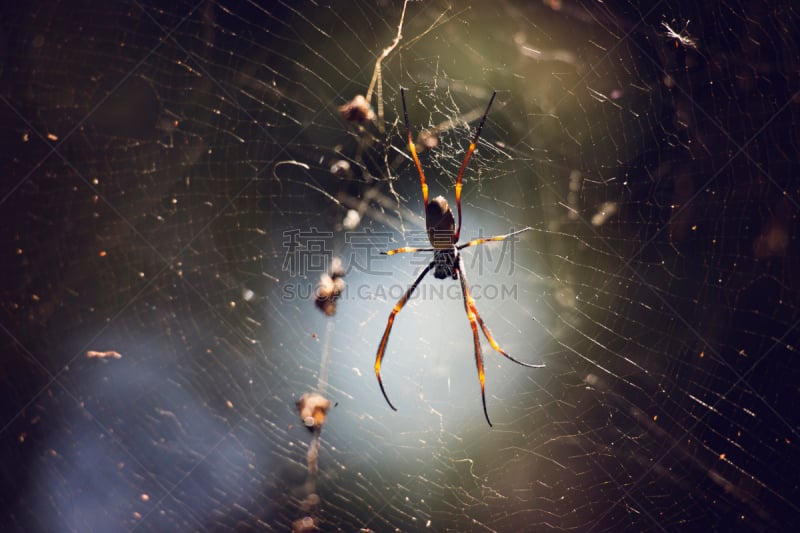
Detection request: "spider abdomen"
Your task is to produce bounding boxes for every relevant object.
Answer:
[426,195,456,249]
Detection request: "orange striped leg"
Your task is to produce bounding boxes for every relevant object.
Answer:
[400,87,429,207]
[472,309,545,369]
[453,91,496,240]
[382,246,435,256]
[457,227,531,250]
[375,262,434,411]
[456,255,492,427]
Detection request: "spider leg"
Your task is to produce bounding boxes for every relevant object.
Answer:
[473,306,546,369]
[382,246,435,256]
[457,240,543,369]
[456,254,493,427]
[454,91,496,242]
[456,227,531,250]
[375,261,435,412]
[400,87,429,207]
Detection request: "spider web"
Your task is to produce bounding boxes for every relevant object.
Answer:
[1,0,798,531]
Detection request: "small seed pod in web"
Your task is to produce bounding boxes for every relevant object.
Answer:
[314,257,345,316]
[296,392,331,432]
[338,94,375,124]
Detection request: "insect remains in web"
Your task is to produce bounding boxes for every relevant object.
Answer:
[373,88,544,427]
[662,20,697,50]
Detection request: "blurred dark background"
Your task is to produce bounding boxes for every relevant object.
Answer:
[0,0,798,531]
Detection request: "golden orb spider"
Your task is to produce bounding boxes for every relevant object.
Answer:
[374,88,544,427]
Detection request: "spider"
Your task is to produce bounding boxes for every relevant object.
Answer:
[374,88,544,427]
